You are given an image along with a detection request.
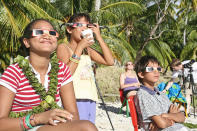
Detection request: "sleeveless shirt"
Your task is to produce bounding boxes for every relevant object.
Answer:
[67,46,98,101]
[123,77,138,92]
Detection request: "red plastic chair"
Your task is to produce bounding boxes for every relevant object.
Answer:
[128,96,138,131]
[119,88,138,131]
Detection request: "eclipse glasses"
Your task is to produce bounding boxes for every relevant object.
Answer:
[145,67,162,72]
[61,23,109,31]
[32,29,59,37]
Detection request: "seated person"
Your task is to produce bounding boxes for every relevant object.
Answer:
[164,59,197,115]
[119,61,140,98]
[134,56,188,131]
[0,19,97,131]
[157,82,187,104]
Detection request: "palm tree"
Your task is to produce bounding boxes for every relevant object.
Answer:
[0,0,65,72]
[176,0,197,60]
[52,0,143,64]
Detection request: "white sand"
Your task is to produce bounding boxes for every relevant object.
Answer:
[95,101,197,131]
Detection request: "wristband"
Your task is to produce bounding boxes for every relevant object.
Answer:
[23,116,29,130]
[72,54,80,60]
[25,114,33,129]
[19,118,25,131]
[70,57,79,64]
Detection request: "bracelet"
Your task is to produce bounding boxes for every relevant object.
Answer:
[72,54,80,60]
[19,118,25,131]
[23,116,29,130]
[30,114,36,126]
[25,114,33,129]
[69,57,79,64]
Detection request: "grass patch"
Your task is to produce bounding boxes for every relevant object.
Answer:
[184,123,197,128]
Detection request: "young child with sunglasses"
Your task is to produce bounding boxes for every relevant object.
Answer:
[57,13,114,124]
[120,61,140,98]
[134,56,188,131]
[0,19,98,131]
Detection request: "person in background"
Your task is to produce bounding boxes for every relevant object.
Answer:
[57,13,114,124]
[164,59,197,115]
[134,56,187,131]
[120,61,140,98]
[0,19,97,131]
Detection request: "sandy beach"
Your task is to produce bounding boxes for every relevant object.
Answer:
[95,101,197,131]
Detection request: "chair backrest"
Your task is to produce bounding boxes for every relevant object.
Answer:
[128,96,138,131]
[134,95,144,129]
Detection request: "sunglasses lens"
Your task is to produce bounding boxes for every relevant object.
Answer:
[34,30,43,36]
[146,67,162,72]
[147,67,153,72]
[32,29,58,37]
[87,24,95,28]
[157,67,162,72]
[77,23,83,27]
[49,31,57,36]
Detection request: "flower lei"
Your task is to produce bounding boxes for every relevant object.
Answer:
[9,53,61,118]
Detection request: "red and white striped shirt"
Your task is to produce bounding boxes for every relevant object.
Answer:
[0,61,72,112]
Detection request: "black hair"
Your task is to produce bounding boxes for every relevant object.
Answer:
[134,56,160,83]
[19,19,55,56]
[66,13,91,40]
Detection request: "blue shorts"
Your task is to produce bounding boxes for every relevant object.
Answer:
[76,99,96,124]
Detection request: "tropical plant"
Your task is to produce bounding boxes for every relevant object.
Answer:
[1,0,197,73]
[0,0,64,72]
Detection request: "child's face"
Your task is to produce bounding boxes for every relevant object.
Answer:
[24,21,58,54]
[68,17,90,42]
[139,61,161,86]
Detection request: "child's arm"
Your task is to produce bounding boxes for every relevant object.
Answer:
[152,115,175,129]
[161,104,185,123]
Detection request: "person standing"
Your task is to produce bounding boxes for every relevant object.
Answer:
[57,13,114,124]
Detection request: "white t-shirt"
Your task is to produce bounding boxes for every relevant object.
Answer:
[172,60,197,83]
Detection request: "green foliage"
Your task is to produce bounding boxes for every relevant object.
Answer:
[184,123,197,129]
[180,41,197,60]
[0,0,197,74]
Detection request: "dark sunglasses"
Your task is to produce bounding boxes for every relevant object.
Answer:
[32,29,59,37]
[145,67,162,72]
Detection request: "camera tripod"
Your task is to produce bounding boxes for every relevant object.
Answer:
[187,66,197,117]
[173,66,197,117]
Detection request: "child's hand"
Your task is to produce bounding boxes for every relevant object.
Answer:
[169,104,180,113]
[36,109,73,126]
[149,122,159,131]
[78,36,94,49]
[89,23,102,40]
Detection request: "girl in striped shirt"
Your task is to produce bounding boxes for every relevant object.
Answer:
[0,19,97,131]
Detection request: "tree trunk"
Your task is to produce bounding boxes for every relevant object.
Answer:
[134,0,172,64]
[95,0,101,11]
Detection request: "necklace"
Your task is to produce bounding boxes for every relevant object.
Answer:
[9,53,61,118]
